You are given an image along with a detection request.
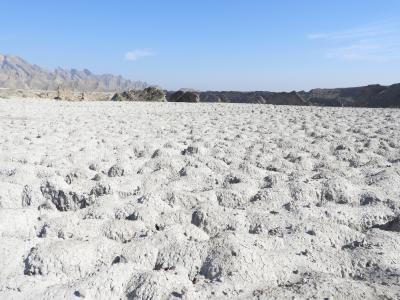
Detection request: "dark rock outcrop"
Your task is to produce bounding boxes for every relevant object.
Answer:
[374,84,400,108]
[167,90,308,105]
[168,91,200,102]
[263,91,309,106]
[301,84,400,107]
[111,87,166,102]
[166,84,400,108]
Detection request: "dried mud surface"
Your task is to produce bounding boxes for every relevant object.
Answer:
[1,98,400,299]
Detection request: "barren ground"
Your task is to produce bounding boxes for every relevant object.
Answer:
[1,98,400,299]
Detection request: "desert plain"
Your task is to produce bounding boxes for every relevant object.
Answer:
[0,98,400,299]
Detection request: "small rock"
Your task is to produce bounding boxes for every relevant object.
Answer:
[108,164,124,177]
[88,163,98,171]
[112,255,128,265]
[182,146,198,155]
[151,149,162,158]
[74,290,86,298]
[90,183,112,197]
[92,174,101,181]
[179,168,187,176]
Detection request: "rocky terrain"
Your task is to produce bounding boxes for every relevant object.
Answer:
[0,54,147,92]
[168,91,200,103]
[1,98,400,299]
[2,54,400,107]
[176,91,308,106]
[0,88,113,101]
[171,85,400,107]
[111,87,166,102]
[300,84,400,108]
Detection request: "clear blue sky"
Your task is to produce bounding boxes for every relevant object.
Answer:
[1,0,400,91]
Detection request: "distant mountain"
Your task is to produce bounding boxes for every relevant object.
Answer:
[0,54,148,92]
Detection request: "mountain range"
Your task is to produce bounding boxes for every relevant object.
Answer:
[0,54,147,92]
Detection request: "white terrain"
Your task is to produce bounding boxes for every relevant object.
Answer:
[1,98,400,299]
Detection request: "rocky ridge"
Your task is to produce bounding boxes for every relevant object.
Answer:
[111,87,166,102]
[0,54,147,92]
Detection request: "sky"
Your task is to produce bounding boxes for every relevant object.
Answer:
[1,0,400,91]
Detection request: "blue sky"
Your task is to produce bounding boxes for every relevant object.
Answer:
[1,0,400,91]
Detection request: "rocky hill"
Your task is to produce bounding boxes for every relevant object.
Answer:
[299,84,400,107]
[166,85,400,107]
[166,91,308,105]
[0,54,147,92]
[111,87,166,102]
